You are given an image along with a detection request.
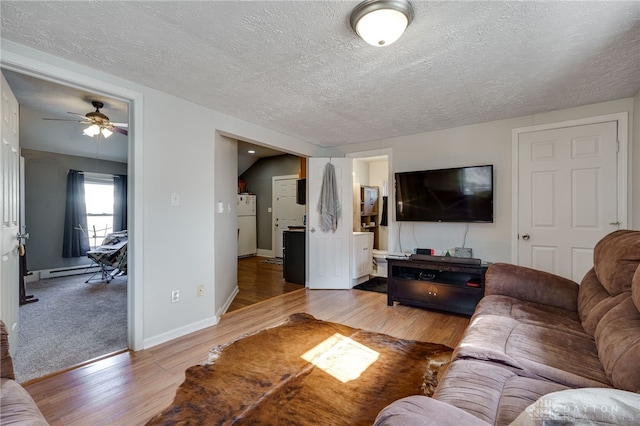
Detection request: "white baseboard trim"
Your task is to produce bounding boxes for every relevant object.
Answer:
[352,274,371,288]
[217,286,239,317]
[257,248,274,258]
[143,315,219,349]
[143,285,241,349]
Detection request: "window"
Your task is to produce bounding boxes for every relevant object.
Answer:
[84,172,114,248]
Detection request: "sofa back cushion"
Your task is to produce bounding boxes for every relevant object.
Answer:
[1,320,15,380]
[592,230,640,295]
[579,230,640,337]
[594,294,640,392]
[633,265,640,312]
[578,268,612,335]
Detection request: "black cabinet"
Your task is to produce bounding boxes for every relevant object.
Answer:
[283,230,305,285]
[387,258,488,316]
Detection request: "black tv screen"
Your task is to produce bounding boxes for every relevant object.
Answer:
[395,165,493,223]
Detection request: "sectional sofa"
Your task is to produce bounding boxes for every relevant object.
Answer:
[376,229,640,425]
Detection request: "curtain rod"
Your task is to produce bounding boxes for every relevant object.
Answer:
[67,170,125,178]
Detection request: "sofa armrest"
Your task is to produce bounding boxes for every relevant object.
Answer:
[1,379,49,425]
[485,263,579,311]
[375,396,490,426]
[1,320,15,380]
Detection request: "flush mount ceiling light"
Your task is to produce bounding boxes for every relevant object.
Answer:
[350,0,415,47]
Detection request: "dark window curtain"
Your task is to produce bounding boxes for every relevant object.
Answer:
[113,174,127,232]
[62,170,90,257]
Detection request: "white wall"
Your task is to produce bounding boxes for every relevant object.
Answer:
[140,89,218,342]
[214,134,238,317]
[1,40,321,349]
[327,98,637,263]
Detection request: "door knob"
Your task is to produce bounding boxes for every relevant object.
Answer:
[16,232,29,241]
[522,233,530,240]
[310,228,316,233]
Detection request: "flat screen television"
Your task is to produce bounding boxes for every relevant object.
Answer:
[395,165,493,223]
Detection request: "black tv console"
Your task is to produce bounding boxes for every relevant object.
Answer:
[387,257,489,316]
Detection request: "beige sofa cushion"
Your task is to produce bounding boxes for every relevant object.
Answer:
[375,395,490,426]
[474,295,584,335]
[454,304,610,388]
[0,379,48,425]
[595,295,640,392]
[434,360,569,425]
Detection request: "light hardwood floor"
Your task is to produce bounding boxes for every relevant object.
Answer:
[24,263,470,425]
[228,256,303,312]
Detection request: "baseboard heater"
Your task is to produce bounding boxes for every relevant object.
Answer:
[37,264,100,280]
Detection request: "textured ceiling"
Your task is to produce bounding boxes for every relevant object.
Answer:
[1,1,639,149]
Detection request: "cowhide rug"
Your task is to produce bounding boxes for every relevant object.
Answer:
[146,313,452,426]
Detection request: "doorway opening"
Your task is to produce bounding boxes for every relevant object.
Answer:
[228,140,306,313]
[349,151,392,278]
[2,68,131,382]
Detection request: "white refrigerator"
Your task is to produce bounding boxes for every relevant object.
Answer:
[237,194,257,257]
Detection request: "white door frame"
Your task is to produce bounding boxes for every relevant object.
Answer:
[272,174,299,257]
[1,48,145,351]
[511,113,628,264]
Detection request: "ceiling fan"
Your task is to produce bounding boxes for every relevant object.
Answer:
[44,100,128,138]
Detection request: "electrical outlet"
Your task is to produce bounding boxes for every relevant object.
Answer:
[171,289,180,303]
[197,285,204,297]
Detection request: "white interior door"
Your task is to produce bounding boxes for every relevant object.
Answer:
[1,73,21,352]
[307,158,352,289]
[273,176,304,258]
[517,121,620,281]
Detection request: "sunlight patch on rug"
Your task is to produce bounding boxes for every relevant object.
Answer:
[301,333,379,383]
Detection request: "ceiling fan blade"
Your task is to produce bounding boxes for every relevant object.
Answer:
[111,126,128,136]
[67,112,89,119]
[110,122,128,127]
[43,118,90,123]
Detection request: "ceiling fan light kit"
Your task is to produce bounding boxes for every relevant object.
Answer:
[83,101,113,138]
[83,124,112,138]
[350,0,414,47]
